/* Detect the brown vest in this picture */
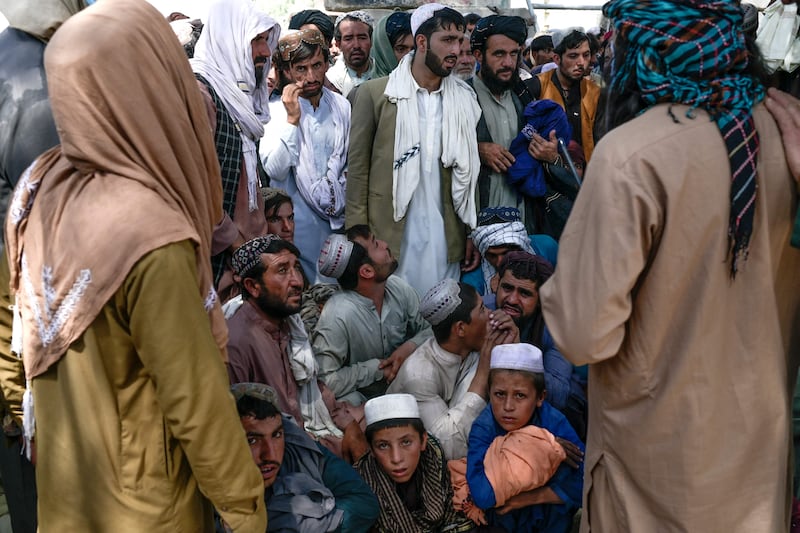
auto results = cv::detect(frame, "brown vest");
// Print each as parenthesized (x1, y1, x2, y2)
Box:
(537, 69, 600, 161)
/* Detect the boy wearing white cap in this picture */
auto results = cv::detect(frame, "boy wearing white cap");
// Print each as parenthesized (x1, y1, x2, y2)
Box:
(355, 394, 476, 533)
(466, 344, 584, 533)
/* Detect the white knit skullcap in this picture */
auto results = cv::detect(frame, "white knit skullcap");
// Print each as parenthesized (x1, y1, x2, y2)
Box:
(419, 278, 462, 326)
(411, 2, 446, 36)
(365, 394, 420, 427)
(318, 234, 353, 279)
(490, 343, 544, 373)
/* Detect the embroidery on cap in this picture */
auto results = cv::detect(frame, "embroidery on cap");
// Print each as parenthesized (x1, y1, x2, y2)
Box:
(21, 254, 92, 347)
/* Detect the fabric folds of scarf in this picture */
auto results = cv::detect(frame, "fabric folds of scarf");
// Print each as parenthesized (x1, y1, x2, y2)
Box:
(356, 436, 472, 533)
(483, 425, 566, 506)
(471, 221, 535, 293)
(372, 13, 409, 77)
(5, 0, 226, 381)
(295, 88, 350, 229)
(191, 0, 279, 212)
(285, 315, 343, 439)
(268, 416, 344, 533)
(385, 52, 481, 229)
(0, 0, 86, 42)
(605, 0, 765, 276)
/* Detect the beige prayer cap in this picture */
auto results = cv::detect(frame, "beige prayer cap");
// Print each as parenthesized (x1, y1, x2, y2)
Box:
(318, 234, 353, 279)
(231, 382, 280, 410)
(419, 278, 462, 326)
(490, 343, 544, 373)
(411, 2, 446, 36)
(277, 28, 327, 62)
(365, 394, 420, 428)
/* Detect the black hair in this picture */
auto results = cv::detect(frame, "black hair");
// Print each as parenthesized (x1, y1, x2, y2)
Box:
(496, 253, 554, 288)
(334, 15, 374, 41)
(236, 394, 281, 420)
(365, 418, 426, 443)
(464, 13, 481, 26)
(238, 239, 302, 299)
(275, 40, 330, 71)
(431, 283, 479, 344)
(554, 29, 589, 56)
(337, 241, 370, 290)
(414, 7, 465, 51)
(264, 191, 293, 218)
(488, 368, 546, 398)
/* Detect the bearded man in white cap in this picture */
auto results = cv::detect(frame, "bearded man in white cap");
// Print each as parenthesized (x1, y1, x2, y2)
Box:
(388, 278, 518, 460)
(313, 226, 432, 405)
(327, 11, 376, 97)
(346, 3, 482, 299)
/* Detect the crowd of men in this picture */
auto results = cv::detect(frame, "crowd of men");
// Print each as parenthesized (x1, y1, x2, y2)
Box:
(0, 0, 799, 532)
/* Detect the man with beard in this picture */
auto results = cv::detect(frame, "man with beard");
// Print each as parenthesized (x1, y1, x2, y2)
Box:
(527, 29, 601, 161)
(326, 11, 375, 97)
(453, 35, 477, 81)
(493, 252, 586, 440)
(469, 15, 561, 231)
(314, 227, 433, 405)
(226, 235, 372, 462)
(262, 29, 350, 284)
(540, 1, 800, 530)
(346, 4, 482, 300)
(191, 0, 278, 299)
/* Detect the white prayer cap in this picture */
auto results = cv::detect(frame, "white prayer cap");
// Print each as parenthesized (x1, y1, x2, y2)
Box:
(318, 234, 353, 279)
(170, 20, 195, 46)
(419, 278, 462, 326)
(365, 394, 420, 427)
(411, 2, 446, 36)
(334, 10, 374, 31)
(490, 343, 544, 373)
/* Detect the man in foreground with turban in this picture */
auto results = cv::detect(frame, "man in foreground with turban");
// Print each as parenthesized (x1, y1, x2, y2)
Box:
(541, 1, 800, 530)
(2, 0, 267, 530)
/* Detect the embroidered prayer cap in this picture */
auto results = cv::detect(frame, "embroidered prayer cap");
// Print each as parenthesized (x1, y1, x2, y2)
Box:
(419, 278, 462, 326)
(278, 28, 327, 62)
(490, 343, 544, 373)
(551, 27, 584, 51)
(231, 382, 280, 411)
(334, 10, 374, 32)
(230, 235, 281, 277)
(365, 393, 420, 428)
(289, 9, 335, 43)
(477, 206, 522, 227)
(261, 187, 290, 203)
(410, 2, 446, 36)
(470, 15, 527, 52)
(385, 11, 412, 44)
(318, 233, 353, 279)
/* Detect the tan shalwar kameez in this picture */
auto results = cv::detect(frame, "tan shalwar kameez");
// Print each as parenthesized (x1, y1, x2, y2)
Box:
(540, 104, 800, 533)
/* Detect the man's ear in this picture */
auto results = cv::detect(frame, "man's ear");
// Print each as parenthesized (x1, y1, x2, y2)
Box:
(552, 53, 562, 67)
(454, 320, 467, 339)
(420, 431, 428, 451)
(473, 49, 482, 63)
(359, 263, 375, 281)
(243, 277, 261, 299)
(415, 33, 427, 54)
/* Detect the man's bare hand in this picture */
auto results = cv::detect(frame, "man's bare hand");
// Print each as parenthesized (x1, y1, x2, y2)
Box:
(479, 142, 515, 173)
(528, 129, 559, 164)
(379, 342, 414, 383)
(341, 420, 369, 463)
(765, 87, 800, 184)
(461, 238, 480, 272)
(487, 309, 520, 344)
(556, 437, 584, 469)
(282, 82, 304, 126)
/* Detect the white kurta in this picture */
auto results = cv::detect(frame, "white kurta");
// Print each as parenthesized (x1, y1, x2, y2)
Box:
(395, 82, 460, 298)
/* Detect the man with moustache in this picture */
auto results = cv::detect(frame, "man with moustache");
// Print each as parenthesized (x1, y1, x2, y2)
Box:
(191, 0, 278, 296)
(346, 4, 482, 299)
(326, 11, 375, 97)
(314, 228, 433, 405)
(453, 35, 477, 81)
(469, 16, 561, 231)
(261, 29, 350, 283)
(233, 383, 379, 532)
(527, 29, 601, 161)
